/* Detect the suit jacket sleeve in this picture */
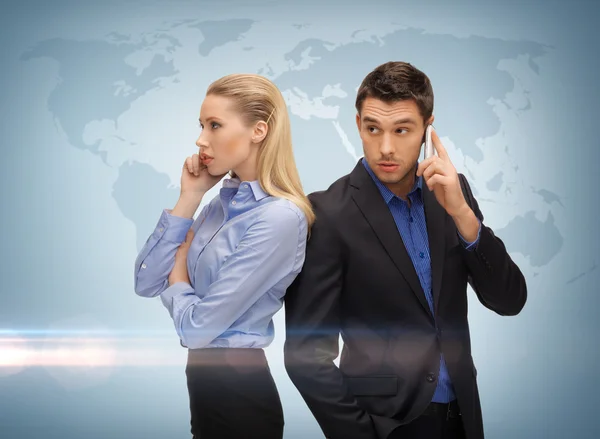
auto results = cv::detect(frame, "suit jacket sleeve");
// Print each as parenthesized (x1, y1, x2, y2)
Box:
(284, 199, 378, 439)
(458, 173, 528, 316)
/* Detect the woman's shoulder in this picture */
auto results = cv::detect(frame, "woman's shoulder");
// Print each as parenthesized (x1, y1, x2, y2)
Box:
(259, 197, 307, 230)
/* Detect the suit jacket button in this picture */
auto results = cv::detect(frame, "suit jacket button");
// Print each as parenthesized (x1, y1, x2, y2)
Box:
(426, 373, 436, 383)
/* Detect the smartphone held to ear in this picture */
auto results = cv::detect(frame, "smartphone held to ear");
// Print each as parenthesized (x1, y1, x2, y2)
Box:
(424, 124, 434, 160)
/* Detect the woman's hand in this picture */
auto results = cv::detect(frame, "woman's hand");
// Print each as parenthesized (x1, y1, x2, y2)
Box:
(181, 154, 225, 197)
(172, 154, 227, 219)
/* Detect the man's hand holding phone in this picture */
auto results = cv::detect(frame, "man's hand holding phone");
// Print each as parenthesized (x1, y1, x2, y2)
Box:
(416, 128, 479, 241)
(417, 126, 466, 215)
(424, 124, 435, 160)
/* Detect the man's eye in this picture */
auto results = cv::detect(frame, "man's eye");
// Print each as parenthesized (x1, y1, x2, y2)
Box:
(368, 126, 379, 133)
(211, 122, 220, 129)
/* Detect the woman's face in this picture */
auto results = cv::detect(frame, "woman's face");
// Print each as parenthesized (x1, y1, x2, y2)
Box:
(195, 94, 255, 178)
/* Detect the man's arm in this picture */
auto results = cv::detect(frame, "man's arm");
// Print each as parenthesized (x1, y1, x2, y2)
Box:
(458, 174, 528, 316)
(284, 200, 378, 439)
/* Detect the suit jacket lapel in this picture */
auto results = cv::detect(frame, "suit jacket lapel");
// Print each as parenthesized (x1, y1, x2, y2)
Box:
(349, 161, 434, 321)
(422, 183, 446, 318)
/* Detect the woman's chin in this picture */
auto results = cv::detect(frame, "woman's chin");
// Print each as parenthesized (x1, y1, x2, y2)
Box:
(206, 166, 228, 177)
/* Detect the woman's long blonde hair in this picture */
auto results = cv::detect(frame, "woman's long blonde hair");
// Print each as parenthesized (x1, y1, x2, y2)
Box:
(206, 74, 315, 229)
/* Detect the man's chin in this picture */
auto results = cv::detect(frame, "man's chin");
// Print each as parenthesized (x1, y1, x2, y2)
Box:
(375, 170, 404, 185)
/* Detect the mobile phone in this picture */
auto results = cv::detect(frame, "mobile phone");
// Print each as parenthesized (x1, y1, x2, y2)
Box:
(424, 124, 434, 160)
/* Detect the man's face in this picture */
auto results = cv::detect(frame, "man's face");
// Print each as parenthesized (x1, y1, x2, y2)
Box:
(356, 97, 433, 188)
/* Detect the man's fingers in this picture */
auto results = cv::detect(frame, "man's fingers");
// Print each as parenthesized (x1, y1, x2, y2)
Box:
(431, 129, 449, 160)
(424, 159, 449, 180)
(426, 174, 448, 191)
(416, 156, 436, 176)
(419, 157, 446, 180)
(422, 162, 437, 181)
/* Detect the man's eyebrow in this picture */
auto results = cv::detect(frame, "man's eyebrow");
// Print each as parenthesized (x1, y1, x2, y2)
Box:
(392, 118, 417, 125)
(362, 116, 417, 125)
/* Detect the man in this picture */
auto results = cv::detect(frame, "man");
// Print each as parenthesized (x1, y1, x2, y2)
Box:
(283, 61, 527, 439)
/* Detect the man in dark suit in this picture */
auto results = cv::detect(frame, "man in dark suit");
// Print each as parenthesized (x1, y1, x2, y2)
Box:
(283, 61, 527, 439)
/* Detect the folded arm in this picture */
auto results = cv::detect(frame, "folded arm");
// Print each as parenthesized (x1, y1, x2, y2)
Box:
(133, 200, 213, 297)
(160, 205, 306, 349)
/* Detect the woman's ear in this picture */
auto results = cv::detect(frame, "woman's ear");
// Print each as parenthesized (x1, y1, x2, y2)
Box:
(251, 120, 268, 144)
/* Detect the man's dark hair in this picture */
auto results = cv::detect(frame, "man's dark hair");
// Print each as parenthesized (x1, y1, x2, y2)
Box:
(355, 61, 434, 122)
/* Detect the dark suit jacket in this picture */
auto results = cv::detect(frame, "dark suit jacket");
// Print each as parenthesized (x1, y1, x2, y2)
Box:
(284, 160, 527, 439)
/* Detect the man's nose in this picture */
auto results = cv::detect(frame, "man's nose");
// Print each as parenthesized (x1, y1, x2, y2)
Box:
(379, 134, 394, 156)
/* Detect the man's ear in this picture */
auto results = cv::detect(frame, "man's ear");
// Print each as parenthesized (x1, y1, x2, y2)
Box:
(421, 115, 435, 143)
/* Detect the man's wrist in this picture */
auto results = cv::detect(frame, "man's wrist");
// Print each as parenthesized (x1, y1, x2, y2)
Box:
(451, 204, 479, 242)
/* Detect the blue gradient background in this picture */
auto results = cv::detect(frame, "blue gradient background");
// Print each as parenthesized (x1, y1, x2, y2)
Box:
(1, 0, 598, 438)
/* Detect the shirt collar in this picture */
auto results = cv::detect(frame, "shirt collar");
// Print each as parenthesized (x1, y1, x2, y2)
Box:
(361, 157, 422, 204)
(222, 177, 270, 201)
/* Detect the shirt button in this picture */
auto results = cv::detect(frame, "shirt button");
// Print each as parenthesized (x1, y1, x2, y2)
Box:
(158, 227, 163, 232)
(426, 373, 436, 383)
(231, 200, 237, 205)
(419, 252, 425, 258)
(141, 263, 147, 269)
(243, 184, 249, 189)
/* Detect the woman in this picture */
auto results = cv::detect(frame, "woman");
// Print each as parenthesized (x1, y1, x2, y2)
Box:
(134, 73, 314, 439)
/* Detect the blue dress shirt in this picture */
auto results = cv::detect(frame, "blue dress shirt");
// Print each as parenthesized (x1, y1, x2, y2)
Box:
(134, 177, 308, 350)
(362, 158, 481, 403)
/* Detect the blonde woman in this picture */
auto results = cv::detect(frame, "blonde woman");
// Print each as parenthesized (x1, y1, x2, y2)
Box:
(134, 74, 314, 439)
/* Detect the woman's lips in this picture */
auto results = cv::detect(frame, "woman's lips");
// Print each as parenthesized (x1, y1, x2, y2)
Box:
(200, 154, 213, 165)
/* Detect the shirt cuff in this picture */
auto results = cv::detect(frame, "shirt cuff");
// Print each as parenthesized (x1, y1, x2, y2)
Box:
(160, 281, 195, 318)
(156, 209, 194, 243)
(458, 219, 481, 251)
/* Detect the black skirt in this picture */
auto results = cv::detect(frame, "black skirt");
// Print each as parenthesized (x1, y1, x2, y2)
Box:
(185, 347, 284, 439)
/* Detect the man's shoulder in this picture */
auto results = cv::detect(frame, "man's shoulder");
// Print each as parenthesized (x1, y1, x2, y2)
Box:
(302, 173, 354, 239)
(307, 172, 353, 214)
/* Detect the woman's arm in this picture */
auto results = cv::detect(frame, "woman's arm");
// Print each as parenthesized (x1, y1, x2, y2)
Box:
(159, 204, 307, 349)
(133, 195, 213, 298)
